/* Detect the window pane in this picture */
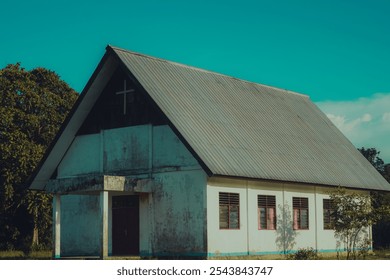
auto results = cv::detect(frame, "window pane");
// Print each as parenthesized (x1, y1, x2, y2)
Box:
(229, 205, 239, 229)
(268, 207, 276, 230)
(323, 199, 334, 230)
(219, 192, 240, 229)
(219, 205, 229, 229)
(324, 210, 330, 229)
(258, 195, 276, 230)
(293, 197, 309, 229)
(324, 210, 330, 223)
(300, 209, 308, 229)
(259, 207, 267, 229)
(293, 208, 299, 230)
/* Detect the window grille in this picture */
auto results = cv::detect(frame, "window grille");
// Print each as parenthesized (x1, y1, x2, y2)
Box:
(258, 195, 276, 230)
(323, 199, 334, 230)
(219, 192, 240, 229)
(293, 197, 309, 229)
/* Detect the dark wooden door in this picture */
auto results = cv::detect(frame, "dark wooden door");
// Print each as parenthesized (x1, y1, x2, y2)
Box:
(112, 195, 139, 255)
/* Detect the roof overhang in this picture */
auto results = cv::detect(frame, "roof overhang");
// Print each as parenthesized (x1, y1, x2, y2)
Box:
(28, 48, 119, 190)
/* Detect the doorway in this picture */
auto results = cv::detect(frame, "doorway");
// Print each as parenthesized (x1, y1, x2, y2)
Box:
(112, 195, 139, 255)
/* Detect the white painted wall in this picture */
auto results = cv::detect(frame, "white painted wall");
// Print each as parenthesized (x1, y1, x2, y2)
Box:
(315, 188, 341, 252)
(207, 177, 370, 257)
(247, 181, 284, 254)
(207, 179, 248, 256)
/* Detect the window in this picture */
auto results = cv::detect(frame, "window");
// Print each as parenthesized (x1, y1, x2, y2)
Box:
(219, 192, 240, 229)
(323, 199, 334, 230)
(293, 197, 309, 230)
(258, 195, 276, 230)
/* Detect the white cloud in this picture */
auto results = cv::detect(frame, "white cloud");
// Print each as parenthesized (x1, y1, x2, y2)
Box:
(383, 112, 390, 122)
(326, 114, 346, 128)
(316, 93, 390, 163)
(361, 113, 372, 122)
(326, 112, 373, 134)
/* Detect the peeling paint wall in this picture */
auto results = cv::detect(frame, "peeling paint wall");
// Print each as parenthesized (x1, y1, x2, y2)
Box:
(207, 177, 370, 256)
(60, 194, 100, 256)
(149, 125, 207, 256)
(58, 125, 201, 177)
(58, 126, 151, 177)
(103, 126, 150, 172)
(56, 124, 207, 257)
(151, 170, 207, 256)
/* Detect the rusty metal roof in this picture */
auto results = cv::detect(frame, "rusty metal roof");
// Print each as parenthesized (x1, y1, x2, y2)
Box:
(111, 46, 389, 191)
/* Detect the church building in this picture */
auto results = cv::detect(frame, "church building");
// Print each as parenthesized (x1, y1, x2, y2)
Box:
(28, 46, 390, 258)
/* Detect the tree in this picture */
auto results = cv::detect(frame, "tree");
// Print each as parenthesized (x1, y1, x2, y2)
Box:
(358, 147, 390, 248)
(385, 164, 390, 183)
(329, 187, 390, 259)
(358, 147, 385, 175)
(0, 63, 78, 251)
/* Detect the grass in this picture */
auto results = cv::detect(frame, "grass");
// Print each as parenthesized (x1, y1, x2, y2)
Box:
(1, 249, 390, 260)
(0, 250, 51, 260)
(364, 249, 390, 260)
(208, 249, 390, 260)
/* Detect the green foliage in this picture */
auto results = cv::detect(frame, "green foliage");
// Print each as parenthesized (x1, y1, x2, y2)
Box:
(358, 147, 385, 175)
(329, 187, 390, 259)
(286, 247, 320, 260)
(0, 63, 78, 251)
(358, 147, 390, 248)
(371, 189, 390, 248)
(385, 164, 390, 183)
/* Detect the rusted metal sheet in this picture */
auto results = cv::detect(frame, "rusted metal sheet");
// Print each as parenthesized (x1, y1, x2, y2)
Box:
(111, 46, 390, 191)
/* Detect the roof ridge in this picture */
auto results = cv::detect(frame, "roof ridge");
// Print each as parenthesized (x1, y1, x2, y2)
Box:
(108, 45, 309, 99)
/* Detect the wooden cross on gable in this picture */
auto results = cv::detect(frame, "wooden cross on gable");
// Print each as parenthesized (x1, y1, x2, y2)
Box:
(116, 80, 135, 115)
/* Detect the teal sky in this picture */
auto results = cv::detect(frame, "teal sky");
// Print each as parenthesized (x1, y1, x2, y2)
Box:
(1, 0, 390, 161)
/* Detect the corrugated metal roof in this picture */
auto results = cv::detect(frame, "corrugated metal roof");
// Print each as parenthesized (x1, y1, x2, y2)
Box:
(111, 46, 390, 191)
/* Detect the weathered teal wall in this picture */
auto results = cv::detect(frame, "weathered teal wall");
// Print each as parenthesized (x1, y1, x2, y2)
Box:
(59, 125, 203, 177)
(57, 124, 207, 257)
(149, 125, 207, 256)
(103, 126, 150, 172)
(151, 170, 207, 256)
(60, 194, 100, 256)
(152, 125, 199, 169)
(58, 134, 100, 177)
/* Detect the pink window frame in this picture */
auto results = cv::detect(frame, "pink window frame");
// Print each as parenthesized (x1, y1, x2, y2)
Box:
(258, 195, 276, 230)
(293, 197, 309, 230)
(219, 192, 240, 230)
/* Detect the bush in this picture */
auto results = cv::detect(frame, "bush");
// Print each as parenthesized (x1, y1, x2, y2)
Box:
(287, 248, 320, 260)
